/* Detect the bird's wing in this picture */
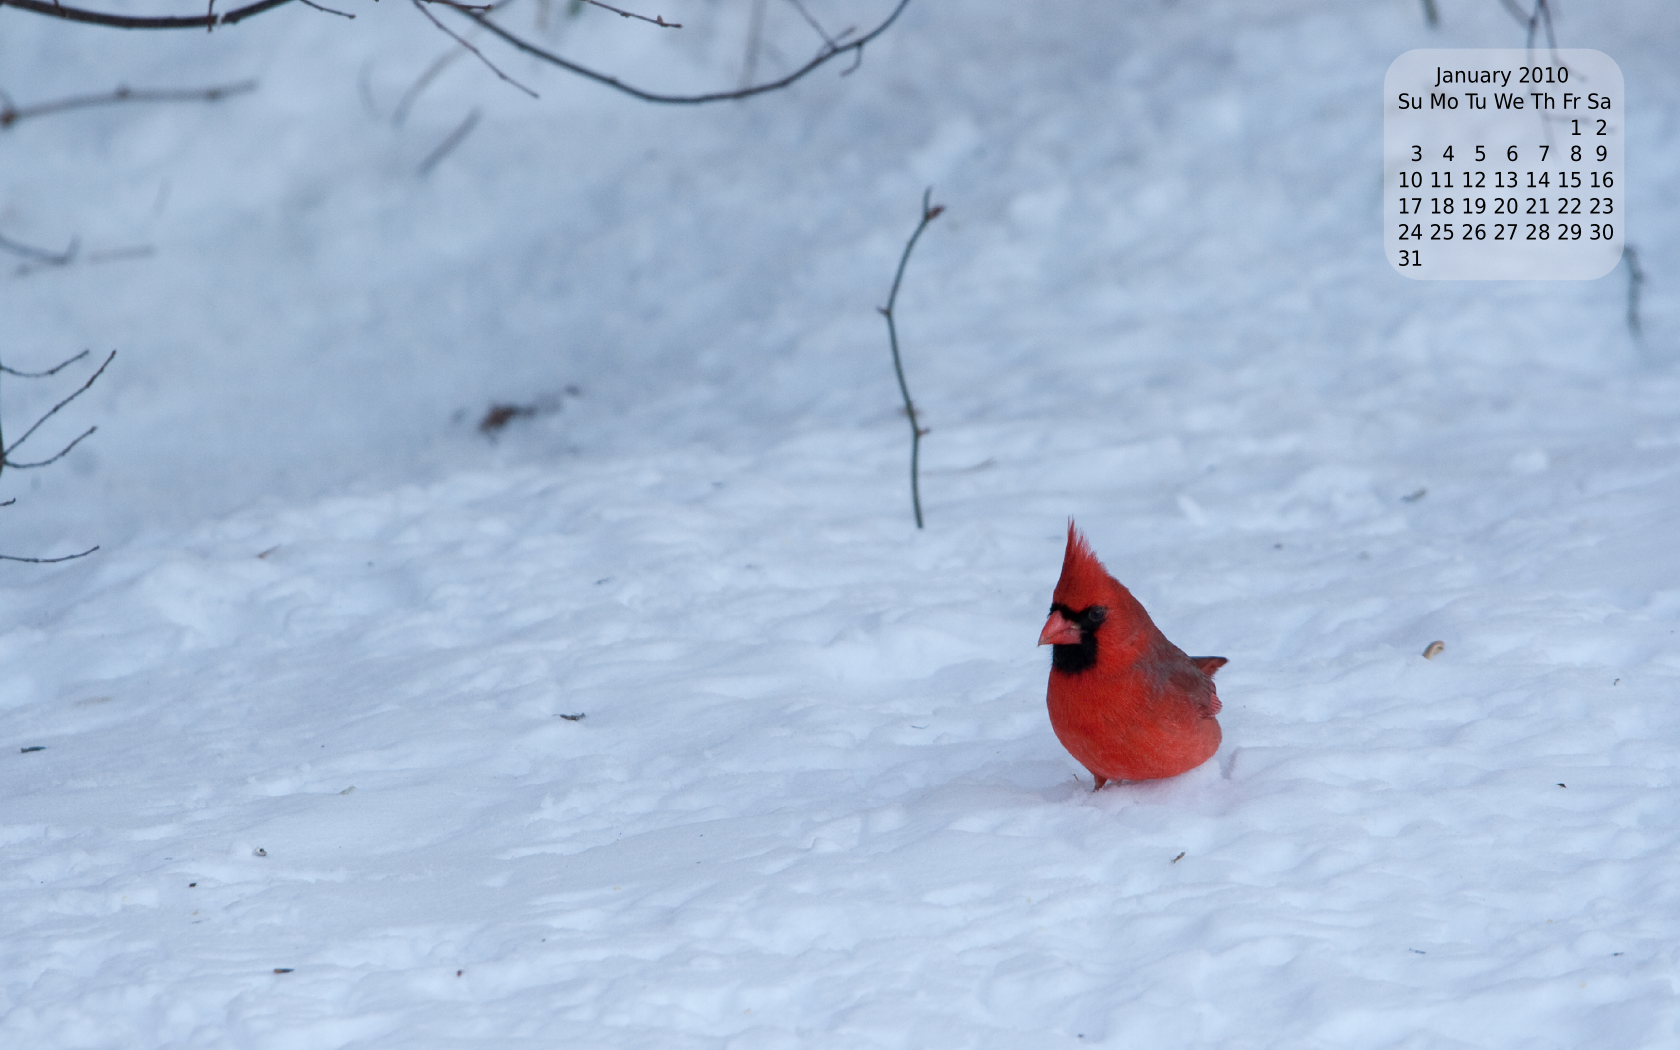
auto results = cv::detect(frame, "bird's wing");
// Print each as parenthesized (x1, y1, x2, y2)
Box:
(1165, 658, 1223, 718)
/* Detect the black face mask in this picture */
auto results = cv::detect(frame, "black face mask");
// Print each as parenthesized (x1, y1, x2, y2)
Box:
(1048, 603, 1107, 675)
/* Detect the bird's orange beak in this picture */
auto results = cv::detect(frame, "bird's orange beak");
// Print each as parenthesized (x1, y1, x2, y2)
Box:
(1038, 610, 1082, 646)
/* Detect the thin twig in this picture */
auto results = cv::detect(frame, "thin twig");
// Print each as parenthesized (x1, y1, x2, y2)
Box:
(0, 232, 77, 265)
(1534, 0, 1556, 50)
(413, 0, 539, 99)
(1624, 246, 1645, 338)
(418, 107, 482, 175)
(396, 0, 522, 123)
(0, 0, 294, 30)
(784, 0, 846, 50)
(468, 0, 912, 105)
(357, 62, 381, 118)
(298, 0, 354, 18)
(6, 426, 96, 469)
(1420, 0, 1438, 27)
(739, 0, 767, 91)
(2, 350, 116, 469)
(83, 246, 156, 265)
(0, 352, 110, 565)
(877, 187, 943, 529)
(10, 245, 153, 278)
(0, 545, 100, 564)
(395, 46, 469, 127)
(1, 80, 256, 131)
(1, 349, 89, 379)
(577, 0, 678, 28)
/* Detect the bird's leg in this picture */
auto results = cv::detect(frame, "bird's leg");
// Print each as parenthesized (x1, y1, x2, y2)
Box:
(1091, 776, 1108, 792)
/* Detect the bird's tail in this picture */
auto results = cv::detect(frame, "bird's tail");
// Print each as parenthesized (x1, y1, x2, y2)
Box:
(1191, 656, 1227, 677)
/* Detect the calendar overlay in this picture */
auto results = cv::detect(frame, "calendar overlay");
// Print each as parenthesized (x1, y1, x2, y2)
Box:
(1384, 49, 1623, 280)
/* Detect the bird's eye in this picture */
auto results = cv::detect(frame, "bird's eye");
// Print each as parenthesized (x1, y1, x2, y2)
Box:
(1086, 606, 1108, 625)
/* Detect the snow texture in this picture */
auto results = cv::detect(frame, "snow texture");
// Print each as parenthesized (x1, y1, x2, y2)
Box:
(3, 0, 1679, 1046)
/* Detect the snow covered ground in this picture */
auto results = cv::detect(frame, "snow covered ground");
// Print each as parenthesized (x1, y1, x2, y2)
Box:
(4, 0, 1680, 1045)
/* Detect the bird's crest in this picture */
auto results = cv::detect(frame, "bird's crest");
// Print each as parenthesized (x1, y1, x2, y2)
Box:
(1052, 521, 1115, 609)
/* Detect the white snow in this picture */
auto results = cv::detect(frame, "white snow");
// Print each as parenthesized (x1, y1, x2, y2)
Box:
(4, 0, 1680, 1046)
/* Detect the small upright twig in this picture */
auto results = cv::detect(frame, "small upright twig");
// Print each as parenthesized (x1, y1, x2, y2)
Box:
(1420, 0, 1438, 27)
(877, 187, 943, 529)
(1624, 246, 1645, 338)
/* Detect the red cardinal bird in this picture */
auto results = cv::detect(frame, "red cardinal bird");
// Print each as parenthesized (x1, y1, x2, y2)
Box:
(1039, 523, 1226, 788)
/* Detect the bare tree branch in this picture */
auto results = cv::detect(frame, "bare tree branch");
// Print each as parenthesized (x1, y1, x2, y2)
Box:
(0, 351, 112, 564)
(3, 0, 910, 107)
(0, 0, 295, 31)
(392, 0, 522, 125)
(413, 0, 539, 99)
(1, 81, 257, 131)
(467, 0, 912, 105)
(2, 350, 116, 472)
(5, 426, 97, 469)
